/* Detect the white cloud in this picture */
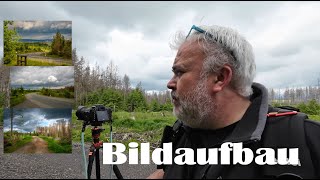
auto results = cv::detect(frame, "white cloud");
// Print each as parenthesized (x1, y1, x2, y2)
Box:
(32, 80, 42, 84)
(249, 2, 320, 51)
(13, 21, 46, 30)
(14, 78, 25, 84)
(1, 1, 320, 90)
(50, 21, 72, 29)
(48, 75, 58, 82)
(89, 29, 174, 90)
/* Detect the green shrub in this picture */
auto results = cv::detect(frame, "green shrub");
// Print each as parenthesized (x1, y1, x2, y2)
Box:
(297, 99, 320, 115)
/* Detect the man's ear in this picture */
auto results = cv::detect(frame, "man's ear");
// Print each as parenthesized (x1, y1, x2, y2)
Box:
(211, 65, 233, 93)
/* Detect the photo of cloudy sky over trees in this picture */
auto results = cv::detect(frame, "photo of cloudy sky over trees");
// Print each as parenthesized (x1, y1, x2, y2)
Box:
(3, 108, 72, 154)
(3, 108, 71, 133)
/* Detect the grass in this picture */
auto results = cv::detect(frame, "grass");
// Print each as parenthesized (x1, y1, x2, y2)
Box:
(4, 134, 33, 153)
(24, 58, 71, 66)
(4, 58, 71, 66)
(10, 94, 26, 107)
(5, 59, 21, 66)
(71, 109, 320, 152)
(112, 111, 176, 132)
(40, 136, 72, 153)
(72, 111, 176, 149)
(309, 115, 320, 122)
(10, 90, 38, 107)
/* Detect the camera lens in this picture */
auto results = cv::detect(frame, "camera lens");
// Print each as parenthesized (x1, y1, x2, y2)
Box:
(76, 106, 90, 121)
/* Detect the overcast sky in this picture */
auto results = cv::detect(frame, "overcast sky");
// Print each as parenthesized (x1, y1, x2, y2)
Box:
(3, 108, 71, 133)
(1, 1, 320, 91)
(9, 20, 72, 40)
(10, 66, 74, 90)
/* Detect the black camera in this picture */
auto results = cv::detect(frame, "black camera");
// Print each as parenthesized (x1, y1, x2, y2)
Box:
(76, 104, 112, 126)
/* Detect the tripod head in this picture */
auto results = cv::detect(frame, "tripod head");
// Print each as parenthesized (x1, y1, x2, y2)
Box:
(91, 127, 104, 149)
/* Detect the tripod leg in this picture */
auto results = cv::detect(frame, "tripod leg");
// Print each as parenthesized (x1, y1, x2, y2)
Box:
(95, 149, 101, 179)
(87, 149, 95, 179)
(113, 165, 123, 179)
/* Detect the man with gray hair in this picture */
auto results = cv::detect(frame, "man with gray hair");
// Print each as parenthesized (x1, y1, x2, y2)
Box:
(147, 25, 320, 179)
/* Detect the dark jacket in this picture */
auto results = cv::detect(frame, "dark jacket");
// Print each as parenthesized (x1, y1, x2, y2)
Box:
(160, 83, 320, 179)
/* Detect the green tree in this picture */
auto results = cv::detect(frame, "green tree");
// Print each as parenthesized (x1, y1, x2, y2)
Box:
(63, 90, 71, 98)
(19, 86, 24, 94)
(149, 99, 160, 112)
(61, 36, 65, 56)
(307, 99, 320, 115)
(11, 89, 18, 97)
(297, 99, 320, 115)
(40, 87, 46, 95)
(100, 88, 123, 111)
(162, 99, 173, 111)
(127, 88, 147, 112)
(87, 88, 124, 111)
(51, 31, 71, 59)
(51, 31, 63, 55)
(62, 39, 72, 59)
(0, 92, 5, 106)
(3, 21, 21, 64)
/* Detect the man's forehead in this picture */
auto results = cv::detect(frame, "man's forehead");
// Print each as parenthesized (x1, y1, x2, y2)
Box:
(174, 40, 204, 64)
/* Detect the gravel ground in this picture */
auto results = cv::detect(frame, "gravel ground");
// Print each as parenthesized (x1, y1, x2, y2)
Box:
(0, 128, 157, 179)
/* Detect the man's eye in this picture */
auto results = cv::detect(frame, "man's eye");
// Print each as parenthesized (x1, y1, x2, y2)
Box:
(172, 69, 183, 76)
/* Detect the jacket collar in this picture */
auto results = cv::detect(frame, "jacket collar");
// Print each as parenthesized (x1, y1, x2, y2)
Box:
(222, 82, 269, 143)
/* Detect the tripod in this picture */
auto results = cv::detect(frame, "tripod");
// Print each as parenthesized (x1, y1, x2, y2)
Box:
(87, 127, 103, 179)
(86, 126, 123, 179)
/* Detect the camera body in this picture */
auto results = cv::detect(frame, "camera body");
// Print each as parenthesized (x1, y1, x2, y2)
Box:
(76, 104, 112, 126)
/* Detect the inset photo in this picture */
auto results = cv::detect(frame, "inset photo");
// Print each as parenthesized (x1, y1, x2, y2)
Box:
(10, 66, 74, 108)
(3, 108, 72, 154)
(3, 20, 72, 66)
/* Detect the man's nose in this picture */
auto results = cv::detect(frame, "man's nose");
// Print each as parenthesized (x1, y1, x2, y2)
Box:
(167, 77, 176, 90)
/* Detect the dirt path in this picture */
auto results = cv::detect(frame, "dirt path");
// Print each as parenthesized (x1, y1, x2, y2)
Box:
(0, 128, 156, 179)
(14, 136, 50, 154)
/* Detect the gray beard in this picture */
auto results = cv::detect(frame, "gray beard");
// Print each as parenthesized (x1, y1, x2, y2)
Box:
(173, 79, 217, 128)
